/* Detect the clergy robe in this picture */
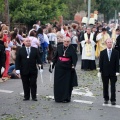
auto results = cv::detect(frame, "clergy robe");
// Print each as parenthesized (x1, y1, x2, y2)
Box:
(81, 33, 96, 70)
(96, 32, 110, 57)
(52, 44, 78, 102)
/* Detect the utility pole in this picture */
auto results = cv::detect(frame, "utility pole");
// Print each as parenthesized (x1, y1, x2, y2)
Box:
(115, 10, 117, 23)
(4, 0, 10, 27)
(87, 0, 91, 25)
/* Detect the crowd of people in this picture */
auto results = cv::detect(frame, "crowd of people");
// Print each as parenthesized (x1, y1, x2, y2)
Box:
(0, 20, 120, 104)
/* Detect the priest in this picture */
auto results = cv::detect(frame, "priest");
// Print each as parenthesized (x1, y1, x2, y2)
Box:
(81, 26, 96, 70)
(96, 28, 110, 57)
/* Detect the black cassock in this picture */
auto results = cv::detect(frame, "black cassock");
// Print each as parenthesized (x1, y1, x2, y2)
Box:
(52, 44, 78, 102)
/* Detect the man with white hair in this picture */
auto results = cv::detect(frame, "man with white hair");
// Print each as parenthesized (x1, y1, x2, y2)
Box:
(15, 38, 43, 101)
(99, 38, 119, 105)
(49, 37, 78, 103)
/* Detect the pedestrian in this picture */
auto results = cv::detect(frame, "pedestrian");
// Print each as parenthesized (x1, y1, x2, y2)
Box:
(114, 29, 120, 58)
(2, 31, 13, 80)
(0, 44, 5, 82)
(81, 26, 96, 70)
(98, 38, 119, 105)
(71, 31, 78, 52)
(96, 28, 110, 57)
(49, 37, 78, 103)
(15, 38, 43, 101)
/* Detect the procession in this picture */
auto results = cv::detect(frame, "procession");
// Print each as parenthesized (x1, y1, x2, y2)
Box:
(0, 0, 120, 120)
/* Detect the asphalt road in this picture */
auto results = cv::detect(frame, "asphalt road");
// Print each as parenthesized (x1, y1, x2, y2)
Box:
(0, 55, 120, 120)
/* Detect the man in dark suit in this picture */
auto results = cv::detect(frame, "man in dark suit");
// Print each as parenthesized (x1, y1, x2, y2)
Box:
(114, 29, 120, 58)
(15, 38, 42, 101)
(99, 38, 119, 105)
(0, 44, 5, 82)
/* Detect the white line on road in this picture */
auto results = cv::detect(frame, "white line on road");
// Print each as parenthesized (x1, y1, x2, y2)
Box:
(72, 87, 95, 97)
(46, 95, 54, 99)
(103, 104, 120, 108)
(0, 89, 14, 93)
(46, 96, 93, 104)
(73, 100, 93, 104)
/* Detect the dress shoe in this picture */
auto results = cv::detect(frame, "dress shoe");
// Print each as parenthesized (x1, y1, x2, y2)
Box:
(111, 101, 116, 105)
(104, 101, 108, 104)
(23, 98, 29, 101)
(32, 98, 38, 101)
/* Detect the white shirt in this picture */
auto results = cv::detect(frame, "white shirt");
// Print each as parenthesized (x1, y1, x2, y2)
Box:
(44, 33, 49, 44)
(71, 36, 78, 44)
(28, 36, 39, 48)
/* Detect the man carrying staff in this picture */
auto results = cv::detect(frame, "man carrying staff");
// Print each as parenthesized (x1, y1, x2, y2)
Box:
(99, 38, 119, 105)
(15, 38, 43, 101)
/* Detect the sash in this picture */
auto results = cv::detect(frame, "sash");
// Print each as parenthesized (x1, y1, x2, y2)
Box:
(59, 57, 70, 62)
(84, 33, 93, 41)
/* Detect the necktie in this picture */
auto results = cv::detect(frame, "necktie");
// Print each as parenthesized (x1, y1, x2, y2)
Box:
(108, 50, 111, 61)
(27, 47, 30, 56)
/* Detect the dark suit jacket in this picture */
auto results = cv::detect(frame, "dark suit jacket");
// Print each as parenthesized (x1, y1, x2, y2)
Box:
(0, 44, 5, 67)
(99, 49, 119, 76)
(115, 35, 120, 58)
(15, 47, 42, 75)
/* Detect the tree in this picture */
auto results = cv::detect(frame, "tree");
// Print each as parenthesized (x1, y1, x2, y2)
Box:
(96, 0, 120, 22)
(62, 0, 98, 20)
(9, 0, 67, 25)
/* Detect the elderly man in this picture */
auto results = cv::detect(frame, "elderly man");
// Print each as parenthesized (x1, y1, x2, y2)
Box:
(49, 37, 78, 103)
(15, 38, 43, 101)
(99, 38, 119, 105)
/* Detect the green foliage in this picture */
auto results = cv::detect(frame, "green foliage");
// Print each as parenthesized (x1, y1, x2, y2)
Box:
(0, 0, 4, 13)
(9, 0, 67, 25)
(96, 0, 120, 22)
(62, 0, 98, 20)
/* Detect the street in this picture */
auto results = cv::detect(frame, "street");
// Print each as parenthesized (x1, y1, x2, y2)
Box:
(0, 55, 120, 120)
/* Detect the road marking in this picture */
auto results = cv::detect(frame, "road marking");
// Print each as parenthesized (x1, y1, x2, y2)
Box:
(20, 92, 38, 96)
(46, 95, 54, 99)
(0, 89, 14, 93)
(72, 87, 95, 97)
(73, 100, 93, 104)
(103, 104, 120, 108)
(46, 96, 93, 104)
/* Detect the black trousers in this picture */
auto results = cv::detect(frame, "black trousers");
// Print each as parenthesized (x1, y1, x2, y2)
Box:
(102, 75, 117, 102)
(21, 72, 37, 99)
(0, 65, 2, 78)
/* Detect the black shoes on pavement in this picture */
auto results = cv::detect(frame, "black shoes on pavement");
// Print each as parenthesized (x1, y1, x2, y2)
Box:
(111, 101, 116, 105)
(104, 100, 116, 105)
(23, 98, 37, 101)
